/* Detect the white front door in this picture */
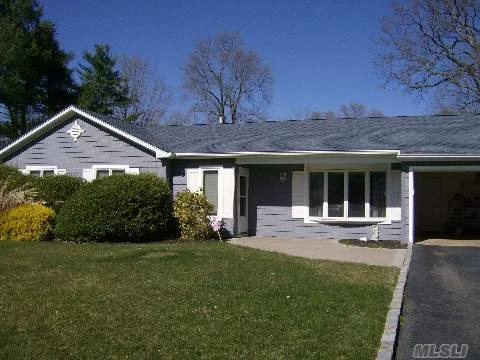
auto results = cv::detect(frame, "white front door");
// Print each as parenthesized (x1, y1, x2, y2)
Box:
(237, 167, 249, 235)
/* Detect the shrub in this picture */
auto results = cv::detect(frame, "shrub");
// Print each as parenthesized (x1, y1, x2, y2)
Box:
(0, 165, 28, 188)
(35, 175, 84, 212)
(55, 174, 172, 243)
(0, 165, 83, 212)
(173, 189, 214, 241)
(0, 204, 55, 241)
(0, 181, 37, 212)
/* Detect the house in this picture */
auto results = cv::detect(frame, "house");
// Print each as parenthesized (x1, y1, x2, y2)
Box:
(2, 105, 480, 244)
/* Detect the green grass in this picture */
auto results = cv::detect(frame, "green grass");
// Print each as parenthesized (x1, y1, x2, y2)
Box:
(0, 241, 398, 359)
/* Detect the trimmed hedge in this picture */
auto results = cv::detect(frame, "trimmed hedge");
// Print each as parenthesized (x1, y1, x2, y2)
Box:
(0, 165, 84, 212)
(55, 174, 172, 243)
(35, 175, 84, 212)
(0, 204, 55, 241)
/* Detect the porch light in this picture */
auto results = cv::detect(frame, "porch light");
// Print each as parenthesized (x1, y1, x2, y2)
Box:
(280, 171, 287, 183)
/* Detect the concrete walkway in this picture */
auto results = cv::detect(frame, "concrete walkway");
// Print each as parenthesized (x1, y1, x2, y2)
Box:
(230, 237, 406, 268)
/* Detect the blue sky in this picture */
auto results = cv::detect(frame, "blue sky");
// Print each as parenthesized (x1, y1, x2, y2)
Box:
(42, 0, 430, 119)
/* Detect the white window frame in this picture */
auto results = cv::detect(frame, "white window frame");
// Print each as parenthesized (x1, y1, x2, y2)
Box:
(92, 165, 130, 179)
(198, 167, 224, 217)
(305, 168, 391, 224)
(23, 165, 62, 177)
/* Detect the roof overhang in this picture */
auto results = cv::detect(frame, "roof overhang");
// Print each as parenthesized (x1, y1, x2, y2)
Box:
(0, 106, 171, 160)
(173, 150, 402, 158)
(397, 153, 480, 161)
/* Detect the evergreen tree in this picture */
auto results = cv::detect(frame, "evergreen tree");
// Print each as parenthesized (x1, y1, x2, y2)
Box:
(0, 0, 76, 136)
(78, 44, 130, 115)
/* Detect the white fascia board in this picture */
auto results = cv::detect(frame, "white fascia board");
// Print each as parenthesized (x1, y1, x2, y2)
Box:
(72, 107, 171, 158)
(174, 150, 401, 158)
(0, 106, 171, 160)
(398, 153, 480, 160)
(0, 106, 75, 159)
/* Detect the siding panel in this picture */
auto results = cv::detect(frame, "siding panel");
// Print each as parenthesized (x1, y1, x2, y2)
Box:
(5, 116, 166, 178)
(248, 165, 403, 240)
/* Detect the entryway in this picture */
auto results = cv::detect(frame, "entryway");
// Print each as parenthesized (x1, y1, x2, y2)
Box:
(413, 171, 480, 242)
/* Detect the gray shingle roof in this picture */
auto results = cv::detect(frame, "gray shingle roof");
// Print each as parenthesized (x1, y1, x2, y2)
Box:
(89, 109, 480, 155)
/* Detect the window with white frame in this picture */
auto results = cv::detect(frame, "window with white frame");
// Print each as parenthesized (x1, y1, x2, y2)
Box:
(84, 165, 139, 181)
(308, 170, 387, 220)
(203, 170, 219, 215)
(22, 166, 63, 177)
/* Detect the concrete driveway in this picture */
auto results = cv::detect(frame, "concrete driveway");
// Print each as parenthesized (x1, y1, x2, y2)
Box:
(395, 244, 480, 359)
(230, 237, 406, 268)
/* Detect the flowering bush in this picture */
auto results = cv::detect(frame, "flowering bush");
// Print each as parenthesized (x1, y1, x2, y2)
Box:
(173, 189, 213, 241)
(0, 204, 55, 241)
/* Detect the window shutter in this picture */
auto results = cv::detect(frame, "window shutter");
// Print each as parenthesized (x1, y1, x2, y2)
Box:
(222, 168, 235, 219)
(82, 169, 95, 182)
(55, 169, 67, 175)
(292, 171, 306, 218)
(126, 167, 140, 175)
(391, 170, 402, 220)
(186, 169, 201, 192)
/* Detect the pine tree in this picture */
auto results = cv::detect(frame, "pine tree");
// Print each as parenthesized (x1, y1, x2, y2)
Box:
(78, 44, 130, 115)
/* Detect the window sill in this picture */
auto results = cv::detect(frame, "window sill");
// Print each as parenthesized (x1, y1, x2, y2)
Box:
(305, 217, 390, 225)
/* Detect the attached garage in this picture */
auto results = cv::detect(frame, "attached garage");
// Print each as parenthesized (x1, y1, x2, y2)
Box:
(414, 169, 480, 240)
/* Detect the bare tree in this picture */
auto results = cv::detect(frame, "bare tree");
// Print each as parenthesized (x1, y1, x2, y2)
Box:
(183, 32, 273, 124)
(298, 102, 383, 120)
(115, 56, 172, 125)
(377, 0, 480, 112)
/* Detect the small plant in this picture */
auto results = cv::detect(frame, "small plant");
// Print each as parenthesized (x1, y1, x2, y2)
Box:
(0, 181, 37, 212)
(210, 217, 223, 241)
(0, 204, 55, 241)
(173, 189, 214, 241)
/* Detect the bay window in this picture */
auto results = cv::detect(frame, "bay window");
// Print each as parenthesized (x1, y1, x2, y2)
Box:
(370, 171, 387, 218)
(308, 170, 387, 220)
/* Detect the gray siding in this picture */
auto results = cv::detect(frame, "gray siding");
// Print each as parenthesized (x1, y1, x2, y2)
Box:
(170, 159, 236, 235)
(5, 116, 166, 177)
(248, 165, 403, 240)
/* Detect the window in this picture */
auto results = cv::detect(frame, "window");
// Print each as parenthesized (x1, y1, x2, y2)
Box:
(309, 172, 324, 217)
(370, 172, 386, 218)
(328, 172, 344, 217)
(23, 166, 61, 177)
(203, 170, 219, 214)
(308, 170, 387, 220)
(95, 168, 126, 178)
(348, 172, 365, 217)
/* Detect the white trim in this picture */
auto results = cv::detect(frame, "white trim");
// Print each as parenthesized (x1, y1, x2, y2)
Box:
(23, 165, 62, 177)
(176, 150, 401, 158)
(409, 165, 480, 172)
(408, 170, 414, 244)
(398, 153, 480, 160)
(0, 105, 170, 160)
(197, 166, 224, 218)
(304, 167, 390, 224)
(73, 107, 171, 158)
(90, 164, 132, 179)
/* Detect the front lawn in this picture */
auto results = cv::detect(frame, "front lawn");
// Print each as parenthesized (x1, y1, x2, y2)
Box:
(0, 241, 397, 359)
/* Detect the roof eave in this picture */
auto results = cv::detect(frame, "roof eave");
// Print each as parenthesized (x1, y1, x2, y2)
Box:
(0, 106, 171, 160)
